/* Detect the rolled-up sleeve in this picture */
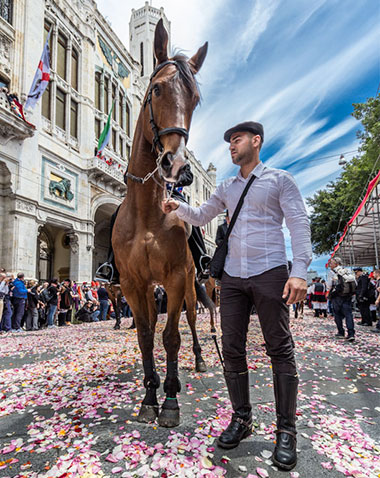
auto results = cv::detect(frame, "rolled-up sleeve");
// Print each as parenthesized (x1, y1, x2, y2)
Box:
(280, 172, 312, 280)
(176, 182, 226, 226)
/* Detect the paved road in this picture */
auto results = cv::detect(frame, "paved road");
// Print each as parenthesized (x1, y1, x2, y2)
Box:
(0, 309, 379, 478)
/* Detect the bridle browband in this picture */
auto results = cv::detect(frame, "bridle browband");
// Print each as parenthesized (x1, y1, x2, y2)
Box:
(125, 60, 191, 185)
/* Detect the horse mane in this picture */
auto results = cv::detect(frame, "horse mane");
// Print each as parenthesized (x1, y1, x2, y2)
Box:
(171, 52, 201, 103)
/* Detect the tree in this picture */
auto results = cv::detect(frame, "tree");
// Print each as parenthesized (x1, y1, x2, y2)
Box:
(307, 93, 380, 255)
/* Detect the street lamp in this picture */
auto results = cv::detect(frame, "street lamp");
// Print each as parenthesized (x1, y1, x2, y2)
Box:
(339, 154, 347, 166)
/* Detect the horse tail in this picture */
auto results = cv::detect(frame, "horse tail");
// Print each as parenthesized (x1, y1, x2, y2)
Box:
(195, 280, 216, 310)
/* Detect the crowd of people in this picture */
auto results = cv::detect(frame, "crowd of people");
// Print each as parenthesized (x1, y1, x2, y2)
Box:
(0, 269, 133, 333)
(305, 259, 380, 341)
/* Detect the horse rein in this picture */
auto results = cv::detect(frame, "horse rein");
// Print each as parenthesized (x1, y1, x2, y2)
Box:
(125, 60, 190, 186)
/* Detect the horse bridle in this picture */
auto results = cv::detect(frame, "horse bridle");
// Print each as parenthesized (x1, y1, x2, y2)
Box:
(125, 60, 190, 185)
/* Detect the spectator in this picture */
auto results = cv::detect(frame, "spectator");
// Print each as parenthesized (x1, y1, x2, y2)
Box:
(373, 269, 380, 333)
(46, 278, 59, 328)
(0, 273, 12, 333)
(215, 211, 230, 247)
(58, 279, 73, 326)
(327, 257, 356, 341)
(26, 280, 39, 331)
(310, 277, 327, 318)
(354, 268, 372, 326)
(11, 272, 28, 332)
(97, 283, 109, 321)
(0, 272, 7, 323)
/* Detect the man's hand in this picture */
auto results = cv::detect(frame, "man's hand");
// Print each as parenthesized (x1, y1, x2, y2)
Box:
(161, 199, 180, 214)
(282, 277, 307, 305)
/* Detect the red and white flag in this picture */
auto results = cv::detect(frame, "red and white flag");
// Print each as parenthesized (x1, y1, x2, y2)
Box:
(25, 30, 51, 110)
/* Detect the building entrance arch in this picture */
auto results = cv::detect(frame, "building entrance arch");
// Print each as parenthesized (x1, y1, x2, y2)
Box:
(93, 202, 119, 277)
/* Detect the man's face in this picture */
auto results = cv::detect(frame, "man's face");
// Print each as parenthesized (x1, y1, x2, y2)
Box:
(229, 132, 260, 166)
(330, 260, 337, 269)
(355, 270, 363, 278)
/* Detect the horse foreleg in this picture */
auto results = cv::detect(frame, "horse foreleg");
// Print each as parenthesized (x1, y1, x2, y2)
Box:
(185, 281, 207, 373)
(124, 285, 160, 423)
(158, 280, 184, 428)
(113, 297, 121, 330)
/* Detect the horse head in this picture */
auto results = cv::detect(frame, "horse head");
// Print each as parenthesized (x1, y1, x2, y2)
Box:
(142, 19, 208, 183)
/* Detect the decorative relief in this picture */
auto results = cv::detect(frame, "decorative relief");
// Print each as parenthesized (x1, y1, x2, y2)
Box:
(67, 232, 79, 254)
(0, 32, 12, 77)
(49, 178, 74, 201)
(15, 198, 36, 214)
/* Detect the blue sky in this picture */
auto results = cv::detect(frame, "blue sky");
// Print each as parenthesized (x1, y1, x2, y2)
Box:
(97, 0, 380, 278)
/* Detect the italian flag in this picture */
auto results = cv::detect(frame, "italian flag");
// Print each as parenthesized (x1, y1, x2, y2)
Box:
(97, 103, 114, 157)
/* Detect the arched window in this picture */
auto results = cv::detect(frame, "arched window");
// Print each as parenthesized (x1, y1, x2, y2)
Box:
(57, 33, 67, 80)
(0, 0, 13, 25)
(140, 42, 144, 76)
(94, 72, 101, 110)
(125, 102, 130, 137)
(71, 48, 78, 90)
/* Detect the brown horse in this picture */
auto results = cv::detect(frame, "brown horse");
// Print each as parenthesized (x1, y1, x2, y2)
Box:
(113, 20, 208, 428)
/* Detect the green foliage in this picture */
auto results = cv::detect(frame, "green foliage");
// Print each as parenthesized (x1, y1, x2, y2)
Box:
(307, 94, 380, 255)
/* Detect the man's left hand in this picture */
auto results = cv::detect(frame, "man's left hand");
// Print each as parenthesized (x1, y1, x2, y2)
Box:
(282, 277, 307, 305)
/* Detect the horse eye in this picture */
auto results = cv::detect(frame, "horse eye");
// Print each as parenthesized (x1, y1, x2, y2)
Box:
(153, 84, 160, 96)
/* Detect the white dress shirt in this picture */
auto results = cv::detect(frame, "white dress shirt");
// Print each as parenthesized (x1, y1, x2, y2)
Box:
(176, 161, 312, 280)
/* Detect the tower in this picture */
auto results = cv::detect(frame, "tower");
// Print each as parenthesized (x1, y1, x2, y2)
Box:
(129, 2, 171, 85)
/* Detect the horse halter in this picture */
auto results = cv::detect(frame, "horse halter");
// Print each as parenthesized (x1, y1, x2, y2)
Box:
(125, 60, 191, 185)
(144, 60, 189, 153)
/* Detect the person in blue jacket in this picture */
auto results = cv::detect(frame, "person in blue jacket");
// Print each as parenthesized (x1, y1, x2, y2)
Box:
(11, 272, 28, 332)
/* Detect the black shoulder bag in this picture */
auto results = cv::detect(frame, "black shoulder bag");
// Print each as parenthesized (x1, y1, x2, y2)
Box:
(210, 174, 257, 280)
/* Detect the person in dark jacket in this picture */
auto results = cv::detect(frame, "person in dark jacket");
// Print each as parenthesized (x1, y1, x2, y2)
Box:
(96, 163, 211, 283)
(97, 283, 109, 321)
(11, 273, 28, 332)
(215, 211, 230, 247)
(26, 281, 39, 330)
(58, 279, 73, 326)
(46, 279, 59, 328)
(354, 268, 372, 326)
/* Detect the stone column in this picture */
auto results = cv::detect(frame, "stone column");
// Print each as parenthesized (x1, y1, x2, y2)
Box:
(68, 229, 94, 282)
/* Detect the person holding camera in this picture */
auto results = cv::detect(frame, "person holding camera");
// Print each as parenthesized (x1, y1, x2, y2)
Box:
(162, 121, 311, 470)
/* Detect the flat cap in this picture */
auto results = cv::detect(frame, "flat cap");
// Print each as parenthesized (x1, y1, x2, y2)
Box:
(224, 121, 264, 143)
(353, 267, 363, 272)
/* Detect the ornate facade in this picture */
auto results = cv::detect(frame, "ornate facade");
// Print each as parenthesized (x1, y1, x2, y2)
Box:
(0, 0, 217, 281)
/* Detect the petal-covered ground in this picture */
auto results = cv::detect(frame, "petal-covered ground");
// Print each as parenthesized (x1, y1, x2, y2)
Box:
(0, 309, 379, 478)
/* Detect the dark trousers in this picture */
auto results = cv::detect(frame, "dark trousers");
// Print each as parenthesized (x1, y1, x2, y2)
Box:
(358, 302, 372, 325)
(331, 296, 355, 337)
(1, 296, 12, 331)
(220, 266, 296, 375)
(12, 298, 26, 330)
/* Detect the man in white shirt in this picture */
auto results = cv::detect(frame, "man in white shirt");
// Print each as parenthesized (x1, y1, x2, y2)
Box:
(162, 121, 312, 470)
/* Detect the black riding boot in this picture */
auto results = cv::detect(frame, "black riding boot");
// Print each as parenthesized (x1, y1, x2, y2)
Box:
(272, 372, 299, 470)
(217, 371, 252, 449)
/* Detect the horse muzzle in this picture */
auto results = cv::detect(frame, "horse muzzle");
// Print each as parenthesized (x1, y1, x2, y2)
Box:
(160, 151, 187, 184)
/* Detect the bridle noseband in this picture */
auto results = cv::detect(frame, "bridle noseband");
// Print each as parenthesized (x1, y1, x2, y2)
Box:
(125, 60, 191, 185)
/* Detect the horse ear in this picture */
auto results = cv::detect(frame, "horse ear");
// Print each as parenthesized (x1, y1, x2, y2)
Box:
(189, 42, 208, 74)
(154, 19, 169, 65)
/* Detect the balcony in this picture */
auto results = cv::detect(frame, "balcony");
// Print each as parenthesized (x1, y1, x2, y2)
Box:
(88, 154, 127, 193)
(0, 90, 35, 144)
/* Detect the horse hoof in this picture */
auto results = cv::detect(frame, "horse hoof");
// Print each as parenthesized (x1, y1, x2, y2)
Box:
(210, 327, 216, 334)
(137, 404, 159, 423)
(158, 408, 180, 428)
(114, 324, 121, 330)
(196, 360, 207, 373)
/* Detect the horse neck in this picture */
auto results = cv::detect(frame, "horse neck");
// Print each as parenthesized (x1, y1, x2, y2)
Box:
(127, 115, 164, 214)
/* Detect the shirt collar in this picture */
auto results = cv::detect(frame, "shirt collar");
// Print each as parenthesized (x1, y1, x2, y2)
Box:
(235, 161, 265, 182)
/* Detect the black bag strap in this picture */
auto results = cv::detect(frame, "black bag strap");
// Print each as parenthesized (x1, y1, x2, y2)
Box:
(223, 173, 257, 244)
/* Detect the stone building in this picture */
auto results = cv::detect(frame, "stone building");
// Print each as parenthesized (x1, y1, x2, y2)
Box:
(0, 0, 217, 281)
